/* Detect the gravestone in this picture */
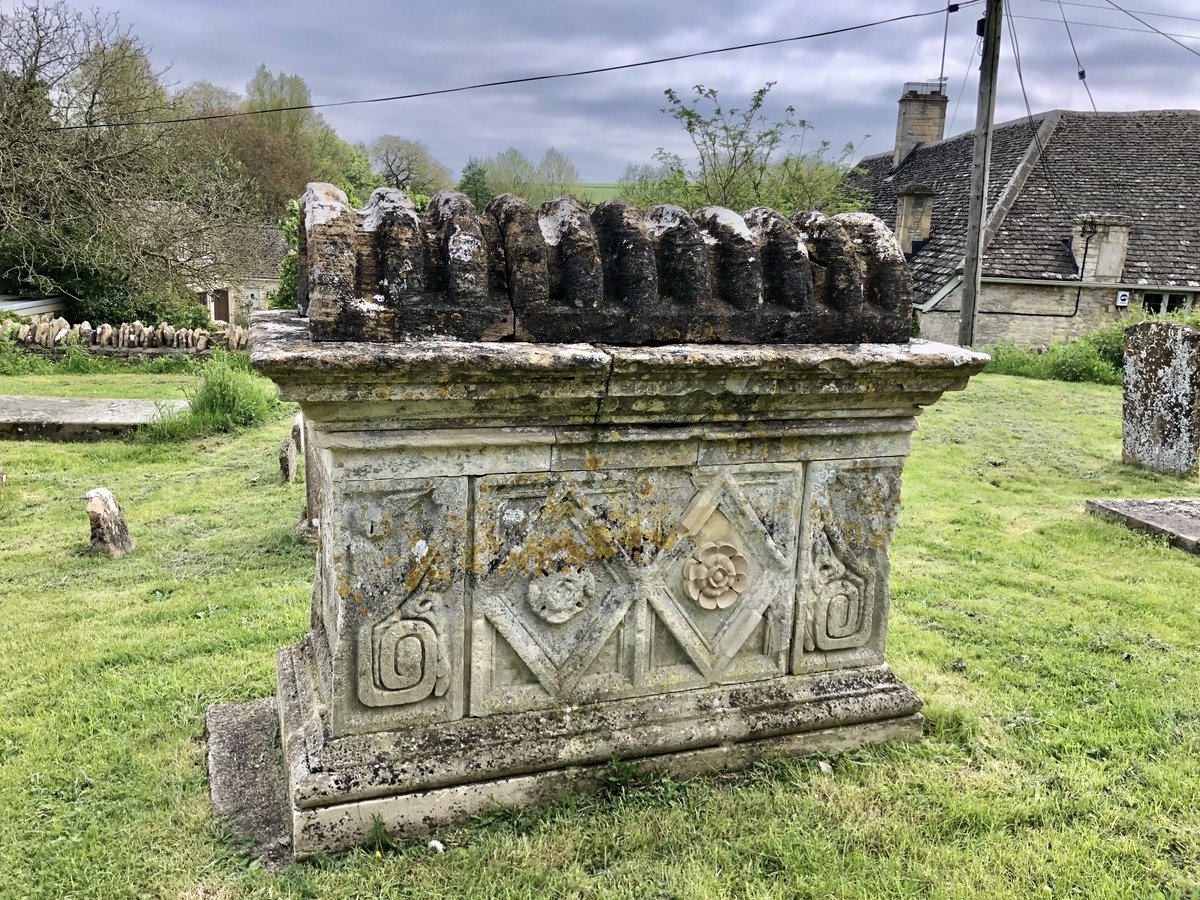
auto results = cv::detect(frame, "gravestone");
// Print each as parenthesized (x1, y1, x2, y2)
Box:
(210, 184, 989, 860)
(1123, 321, 1200, 475)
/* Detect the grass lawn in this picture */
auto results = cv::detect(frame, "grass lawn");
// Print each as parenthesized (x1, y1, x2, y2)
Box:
(1, 374, 1198, 898)
(572, 183, 622, 203)
(0, 373, 194, 400)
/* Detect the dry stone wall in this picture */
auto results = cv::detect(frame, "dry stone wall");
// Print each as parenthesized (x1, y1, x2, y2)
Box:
(2, 314, 250, 355)
(297, 183, 914, 345)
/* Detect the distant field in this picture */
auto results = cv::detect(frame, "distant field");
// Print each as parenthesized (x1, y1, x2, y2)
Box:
(571, 183, 622, 203)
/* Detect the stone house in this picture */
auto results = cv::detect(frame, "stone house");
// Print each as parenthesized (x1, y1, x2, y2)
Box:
(194, 226, 288, 325)
(850, 82, 1200, 346)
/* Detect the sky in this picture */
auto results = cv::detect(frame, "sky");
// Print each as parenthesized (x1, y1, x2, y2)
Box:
(31, 0, 1200, 181)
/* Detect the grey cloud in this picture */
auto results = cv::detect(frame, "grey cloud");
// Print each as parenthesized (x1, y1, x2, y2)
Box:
(84, 0, 1200, 181)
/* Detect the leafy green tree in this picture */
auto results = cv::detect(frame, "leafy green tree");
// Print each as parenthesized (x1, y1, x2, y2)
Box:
(482, 146, 536, 200)
(243, 64, 312, 142)
(457, 157, 491, 209)
(479, 146, 583, 206)
(535, 147, 580, 201)
(622, 82, 866, 215)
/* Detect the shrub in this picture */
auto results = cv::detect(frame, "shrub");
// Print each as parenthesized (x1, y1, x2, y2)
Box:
(0, 338, 52, 375)
(58, 342, 117, 375)
(1041, 339, 1121, 385)
(137, 349, 277, 442)
(1075, 320, 1126, 372)
(980, 340, 1043, 379)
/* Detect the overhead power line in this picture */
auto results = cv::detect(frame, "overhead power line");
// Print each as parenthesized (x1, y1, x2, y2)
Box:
(947, 35, 982, 135)
(1057, 0, 1099, 113)
(1103, 0, 1200, 56)
(1004, 10, 1074, 214)
(1011, 13, 1200, 41)
(47, 2, 979, 132)
(1029, 0, 1200, 25)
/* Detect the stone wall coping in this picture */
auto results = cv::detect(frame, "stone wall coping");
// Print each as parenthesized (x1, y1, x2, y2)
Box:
(251, 310, 989, 384)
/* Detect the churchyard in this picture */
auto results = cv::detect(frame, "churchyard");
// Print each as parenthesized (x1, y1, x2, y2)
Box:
(1, 366, 1197, 897)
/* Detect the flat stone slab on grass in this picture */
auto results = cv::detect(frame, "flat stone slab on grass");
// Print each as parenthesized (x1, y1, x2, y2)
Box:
(0, 395, 187, 440)
(1086, 498, 1200, 554)
(205, 699, 292, 870)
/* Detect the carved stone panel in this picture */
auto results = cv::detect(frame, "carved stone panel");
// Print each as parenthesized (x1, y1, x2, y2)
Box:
(324, 477, 466, 736)
(792, 458, 902, 674)
(470, 465, 802, 715)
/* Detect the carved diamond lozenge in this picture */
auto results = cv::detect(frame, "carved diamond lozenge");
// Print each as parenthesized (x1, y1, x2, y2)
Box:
(684, 542, 750, 610)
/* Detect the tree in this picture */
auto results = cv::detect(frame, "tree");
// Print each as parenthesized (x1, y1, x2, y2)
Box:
(369, 135, 451, 195)
(0, 1, 258, 323)
(480, 146, 582, 206)
(175, 79, 241, 114)
(458, 157, 491, 209)
(622, 82, 866, 215)
(535, 147, 579, 201)
(482, 146, 536, 200)
(243, 64, 312, 142)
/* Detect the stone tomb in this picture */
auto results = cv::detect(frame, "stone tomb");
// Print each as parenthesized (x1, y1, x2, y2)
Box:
(212, 184, 988, 859)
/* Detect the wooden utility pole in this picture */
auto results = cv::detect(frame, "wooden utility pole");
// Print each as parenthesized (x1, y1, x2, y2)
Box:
(958, 0, 1004, 347)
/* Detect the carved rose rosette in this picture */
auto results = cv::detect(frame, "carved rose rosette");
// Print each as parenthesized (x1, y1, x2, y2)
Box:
(683, 541, 750, 610)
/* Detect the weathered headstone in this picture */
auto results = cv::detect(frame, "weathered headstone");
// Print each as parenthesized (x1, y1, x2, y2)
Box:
(279, 437, 298, 484)
(207, 183, 990, 860)
(1123, 321, 1200, 475)
(85, 488, 133, 558)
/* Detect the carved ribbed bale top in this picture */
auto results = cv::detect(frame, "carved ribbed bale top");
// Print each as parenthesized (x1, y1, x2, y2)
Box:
(298, 183, 914, 345)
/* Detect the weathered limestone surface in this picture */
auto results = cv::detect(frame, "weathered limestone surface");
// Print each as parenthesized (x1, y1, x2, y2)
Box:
(218, 311, 987, 858)
(1123, 322, 1200, 475)
(85, 488, 133, 558)
(0, 395, 188, 441)
(280, 437, 298, 484)
(296, 184, 913, 345)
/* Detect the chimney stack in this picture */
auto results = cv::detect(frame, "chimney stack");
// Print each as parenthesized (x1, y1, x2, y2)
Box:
(1071, 214, 1131, 281)
(896, 184, 938, 256)
(894, 80, 948, 168)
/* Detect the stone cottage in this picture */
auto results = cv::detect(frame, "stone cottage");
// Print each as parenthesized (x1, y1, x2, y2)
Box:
(194, 226, 288, 325)
(850, 82, 1200, 346)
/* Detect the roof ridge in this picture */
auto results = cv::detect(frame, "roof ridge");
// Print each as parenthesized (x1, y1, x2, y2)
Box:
(981, 111, 1062, 253)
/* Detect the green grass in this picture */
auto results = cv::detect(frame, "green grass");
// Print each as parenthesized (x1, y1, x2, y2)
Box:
(571, 183, 622, 203)
(1, 374, 1199, 897)
(0, 373, 194, 399)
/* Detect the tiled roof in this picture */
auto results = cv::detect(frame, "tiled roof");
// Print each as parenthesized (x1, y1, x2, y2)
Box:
(850, 109, 1200, 300)
(216, 226, 289, 281)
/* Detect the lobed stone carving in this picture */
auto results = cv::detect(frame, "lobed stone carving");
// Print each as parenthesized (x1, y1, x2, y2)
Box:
(528, 570, 597, 624)
(684, 541, 751, 610)
(295, 183, 913, 345)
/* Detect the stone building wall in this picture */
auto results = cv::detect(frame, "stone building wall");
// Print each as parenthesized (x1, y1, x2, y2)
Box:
(919, 281, 1130, 346)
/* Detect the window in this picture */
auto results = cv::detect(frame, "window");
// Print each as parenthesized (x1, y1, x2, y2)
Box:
(1142, 293, 1192, 315)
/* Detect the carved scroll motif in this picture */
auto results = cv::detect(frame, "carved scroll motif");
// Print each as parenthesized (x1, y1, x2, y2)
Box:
(358, 593, 451, 708)
(803, 529, 871, 652)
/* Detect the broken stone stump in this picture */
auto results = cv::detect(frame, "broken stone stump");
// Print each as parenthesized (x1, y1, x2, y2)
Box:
(1123, 321, 1200, 475)
(279, 437, 298, 484)
(85, 488, 133, 558)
